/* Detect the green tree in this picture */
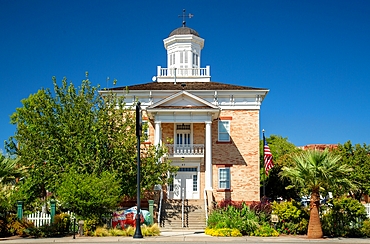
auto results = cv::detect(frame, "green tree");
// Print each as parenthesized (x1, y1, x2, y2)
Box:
(56, 170, 120, 219)
(280, 149, 354, 239)
(260, 135, 301, 200)
(333, 141, 370, 201)
(6, 75, 177, 206)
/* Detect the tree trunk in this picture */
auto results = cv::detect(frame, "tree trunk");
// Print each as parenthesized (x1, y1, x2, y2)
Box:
(307, 190, 323, 239)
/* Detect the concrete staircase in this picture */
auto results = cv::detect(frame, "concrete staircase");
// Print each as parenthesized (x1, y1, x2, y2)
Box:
(160, 199, 206, 230)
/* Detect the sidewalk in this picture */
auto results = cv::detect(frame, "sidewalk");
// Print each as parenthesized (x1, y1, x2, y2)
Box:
(1, 230, 369, 243)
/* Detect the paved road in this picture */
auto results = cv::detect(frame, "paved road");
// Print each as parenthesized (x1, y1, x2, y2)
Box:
(1, 230, 369, 244)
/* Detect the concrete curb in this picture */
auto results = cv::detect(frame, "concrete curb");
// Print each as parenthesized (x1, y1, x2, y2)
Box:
(1, 231, 369, 243)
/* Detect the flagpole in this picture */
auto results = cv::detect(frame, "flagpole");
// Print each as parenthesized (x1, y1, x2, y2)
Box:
(262, 129, 266, 198)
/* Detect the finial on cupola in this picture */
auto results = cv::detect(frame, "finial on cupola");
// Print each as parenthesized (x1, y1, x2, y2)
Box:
(178, 9, 193, 27)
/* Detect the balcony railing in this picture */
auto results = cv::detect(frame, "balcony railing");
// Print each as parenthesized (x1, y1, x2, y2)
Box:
(157, 66, 210, 77)
(166, 144, 204, 157)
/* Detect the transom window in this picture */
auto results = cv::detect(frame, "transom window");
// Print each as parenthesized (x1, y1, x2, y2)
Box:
(178, 167, 197, 172)
(177, 124, 190, 130)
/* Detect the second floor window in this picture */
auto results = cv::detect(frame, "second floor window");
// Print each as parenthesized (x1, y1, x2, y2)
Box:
(218, 120, 230, 142)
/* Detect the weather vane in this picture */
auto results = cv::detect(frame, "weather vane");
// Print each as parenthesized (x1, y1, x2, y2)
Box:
(178, 9, 193, 27)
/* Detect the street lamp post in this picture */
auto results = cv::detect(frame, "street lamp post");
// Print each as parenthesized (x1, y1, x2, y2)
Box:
(133, 101, 143, 238)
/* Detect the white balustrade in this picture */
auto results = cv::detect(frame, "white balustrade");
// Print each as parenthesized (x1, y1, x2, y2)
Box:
(158, 67, 209, 77)
(166, 144, 204, 157)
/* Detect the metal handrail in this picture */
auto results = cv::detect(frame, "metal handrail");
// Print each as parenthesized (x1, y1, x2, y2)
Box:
(204, 189, 208, 224)
(157, 188, 163, 226)
(181, 188, 185, 228)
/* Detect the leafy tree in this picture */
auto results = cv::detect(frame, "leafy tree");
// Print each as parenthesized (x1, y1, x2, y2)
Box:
(56, 170, 120, 219)
(333, 141, 370, 201)
(6, 75, 177, 207)
(260, 135, 300, 200)
(280, 149, 354, 239)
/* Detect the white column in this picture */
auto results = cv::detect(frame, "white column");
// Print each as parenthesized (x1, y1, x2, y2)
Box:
(154, 121, 161, 146)
(205, 121, 213, 190)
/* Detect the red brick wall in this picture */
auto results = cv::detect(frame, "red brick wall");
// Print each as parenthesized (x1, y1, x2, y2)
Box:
(212, 110, 260, 202)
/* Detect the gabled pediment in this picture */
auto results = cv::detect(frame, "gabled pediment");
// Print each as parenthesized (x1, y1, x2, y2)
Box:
(147, 90, 219, 109)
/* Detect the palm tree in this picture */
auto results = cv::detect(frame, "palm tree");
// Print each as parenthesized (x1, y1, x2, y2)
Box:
(280, 149, 353, 239)
(0, 157, 24, 184)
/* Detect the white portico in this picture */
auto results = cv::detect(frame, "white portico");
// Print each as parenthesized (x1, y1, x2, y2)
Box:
(146, 90, 219, 199)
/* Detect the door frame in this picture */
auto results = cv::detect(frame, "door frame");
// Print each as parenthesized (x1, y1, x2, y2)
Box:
(168, 160, 200, 200)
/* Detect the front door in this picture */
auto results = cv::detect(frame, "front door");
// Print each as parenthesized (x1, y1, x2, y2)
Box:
(169, 168, 199, 199)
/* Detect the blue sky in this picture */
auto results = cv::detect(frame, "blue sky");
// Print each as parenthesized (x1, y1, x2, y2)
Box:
(1, 0, 369, 153)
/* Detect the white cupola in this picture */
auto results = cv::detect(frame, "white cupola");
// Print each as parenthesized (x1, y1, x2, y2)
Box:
(156, 20, 210, 82)
(164, 26, 204, 71)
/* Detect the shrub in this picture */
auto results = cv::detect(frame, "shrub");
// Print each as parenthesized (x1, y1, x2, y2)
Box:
(5, 214, 34, 237)
(207, 203, 259, 235)
(252, 223, 279, 237)
(83, 217, 100, 236)
(124, 225, 135, 236)
(205, 227, 242, 237)
(0, 216, 8, 237)
(361, 219, 370, 237)
(322, 197, 367, 237)
(85, 224, 160, 237)
(141, 224, 160, 236)
(216, 199, 244, 209)
(108, 228, 127, 236)
(92, 227, 109, 237)
(271, 200, 308, 235)
(250, 200, 272, 224)
(53, 213, 71, 233)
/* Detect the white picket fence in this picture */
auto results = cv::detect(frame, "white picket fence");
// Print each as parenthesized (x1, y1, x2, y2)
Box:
(26, 211, 51, 227)
(26, 211, 76, 227)
(364, 203, 370, 218)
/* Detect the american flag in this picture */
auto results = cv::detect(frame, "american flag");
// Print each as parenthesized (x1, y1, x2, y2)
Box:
(263, 135, 274, 176)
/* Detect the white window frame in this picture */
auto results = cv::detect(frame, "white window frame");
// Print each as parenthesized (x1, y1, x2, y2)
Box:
(218, 168, 231, 189)
(180, 51, 183, 63)
(218, 120, 230, 142)
(193, 53, 198, 66)
(185, 50, 188, 63)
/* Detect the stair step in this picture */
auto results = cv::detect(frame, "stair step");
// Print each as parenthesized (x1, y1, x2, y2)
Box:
(160, 199, 207, 230)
